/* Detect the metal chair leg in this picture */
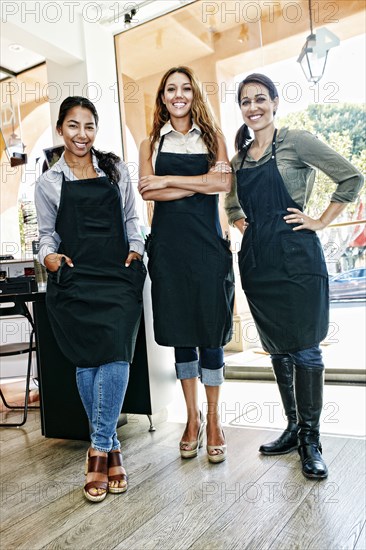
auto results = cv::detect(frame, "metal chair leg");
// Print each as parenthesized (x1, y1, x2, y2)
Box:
(0, 331, 39, 428)
(0, 388, 24, 410)
(147, 414, 156, 432)
(0, 387, 39, 410)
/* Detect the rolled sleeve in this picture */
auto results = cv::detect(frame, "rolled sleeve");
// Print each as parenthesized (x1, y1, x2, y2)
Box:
(224, 159, 246, 225)
(34, 175, 61, 266)
(118, 162, 145, 256)
(294, 131, 364, 203)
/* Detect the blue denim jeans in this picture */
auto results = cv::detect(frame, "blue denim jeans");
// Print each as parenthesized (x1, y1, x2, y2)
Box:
(174, 347, 224, 386)
(271, 345, 324, 370)
(76, 361, 129, 452)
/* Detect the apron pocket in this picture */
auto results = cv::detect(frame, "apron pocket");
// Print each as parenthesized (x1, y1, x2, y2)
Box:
(125, 260, 147, 294)
(130, 259, 147, 277)
(47, 264, 74, 288)
(281, 233, 328, 277)
(238, 244, 256, 272)
(146, 236, 162, 275)
(76, 205, 119, 237)
(223, 275, 235, 316)
(155, 194, 208, 216)
(238, 228, 257, 272)
(218, 236, 234, 274)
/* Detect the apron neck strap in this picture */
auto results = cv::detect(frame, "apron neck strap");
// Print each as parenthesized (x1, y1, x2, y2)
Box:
(239, 128, 278, 169)
(239, 141, 252, 170)
(271, 128, 278, 159)
(157, 134, 166, 155)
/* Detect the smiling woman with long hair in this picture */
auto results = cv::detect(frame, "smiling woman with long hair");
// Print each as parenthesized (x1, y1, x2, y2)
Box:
(139, 66, 234, 463)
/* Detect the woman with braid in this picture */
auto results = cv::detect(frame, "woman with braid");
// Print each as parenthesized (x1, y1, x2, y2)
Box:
(35, 96, 146, 502)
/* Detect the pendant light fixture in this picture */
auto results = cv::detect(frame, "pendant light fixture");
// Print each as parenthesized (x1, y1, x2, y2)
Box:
(297, 0, 340, 83)
(1, 77, 27, 167)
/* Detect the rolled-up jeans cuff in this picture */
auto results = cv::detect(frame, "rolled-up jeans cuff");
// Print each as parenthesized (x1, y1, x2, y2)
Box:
(201, 366, 225, 386)
(175, 360, 199, 380)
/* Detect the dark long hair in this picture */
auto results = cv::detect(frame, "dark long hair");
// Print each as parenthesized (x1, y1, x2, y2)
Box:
(56, 96, 121, 184)
(149, 66, 222, 167)
(235, 73, 279, 152)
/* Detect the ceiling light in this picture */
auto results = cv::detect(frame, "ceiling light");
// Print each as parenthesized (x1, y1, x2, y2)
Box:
(297, 0, 340, 83)
(8, 44, 24, 53)
(124, 8, 137, 27)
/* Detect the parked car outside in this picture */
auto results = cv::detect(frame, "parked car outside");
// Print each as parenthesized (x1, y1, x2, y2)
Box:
(329, 267, 366, 300)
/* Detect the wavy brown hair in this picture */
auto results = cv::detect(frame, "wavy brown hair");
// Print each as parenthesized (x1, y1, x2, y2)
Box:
(149, 66, 221, 167)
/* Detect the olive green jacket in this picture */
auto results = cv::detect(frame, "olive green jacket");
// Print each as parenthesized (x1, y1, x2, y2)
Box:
(225, 127, 363, 224)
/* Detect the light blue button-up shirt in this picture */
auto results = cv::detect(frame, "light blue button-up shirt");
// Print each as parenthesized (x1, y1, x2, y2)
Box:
(34, 152, 144, 264)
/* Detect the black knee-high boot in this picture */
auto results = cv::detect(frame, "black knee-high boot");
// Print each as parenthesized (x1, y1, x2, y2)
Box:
(294, 365, 328, 479)
(259, 357, 299, 455)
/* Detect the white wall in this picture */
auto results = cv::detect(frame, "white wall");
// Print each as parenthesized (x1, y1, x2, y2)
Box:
(1, 2, 124, 256)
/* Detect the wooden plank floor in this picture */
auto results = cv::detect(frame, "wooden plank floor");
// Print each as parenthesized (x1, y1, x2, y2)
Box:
(0, 409, 365, 550)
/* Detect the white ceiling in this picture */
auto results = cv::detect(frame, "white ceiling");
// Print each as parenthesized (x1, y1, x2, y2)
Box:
(1, 35, 45, 75)
(0, 0, 195, 78)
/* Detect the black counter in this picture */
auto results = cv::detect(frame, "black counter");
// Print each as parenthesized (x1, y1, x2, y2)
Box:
(1, 290, 175, 440)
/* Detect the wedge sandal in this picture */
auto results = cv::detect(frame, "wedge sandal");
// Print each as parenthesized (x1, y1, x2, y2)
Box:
(83, 450, 108, 503)
(108, 450, 128, 494)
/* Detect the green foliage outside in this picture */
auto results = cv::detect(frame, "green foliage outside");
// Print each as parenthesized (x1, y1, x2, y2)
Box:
(308, 104, 365, 157)
(278, 104, 365, 271)
(277, 103, 365, 220)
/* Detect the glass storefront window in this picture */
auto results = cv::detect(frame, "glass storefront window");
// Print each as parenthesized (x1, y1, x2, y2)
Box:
(114, 1, 365, 382)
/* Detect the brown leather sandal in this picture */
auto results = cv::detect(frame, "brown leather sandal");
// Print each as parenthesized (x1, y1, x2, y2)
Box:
(83, 450, 108, 503)
(108, 450, 128, 494)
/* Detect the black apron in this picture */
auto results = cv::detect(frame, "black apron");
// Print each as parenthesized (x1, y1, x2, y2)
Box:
(46, 173, 146, 367)
(146, 137, 234, 347)
(236, 130, 329, 354)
